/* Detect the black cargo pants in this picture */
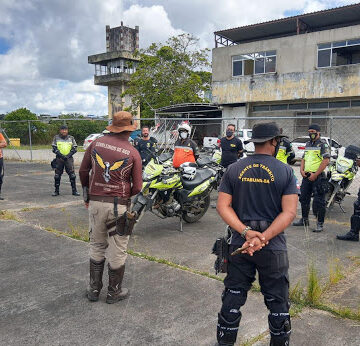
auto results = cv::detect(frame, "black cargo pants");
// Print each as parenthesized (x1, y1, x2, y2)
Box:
(299, 173, 327, 223)
(217, 246, 290, 345)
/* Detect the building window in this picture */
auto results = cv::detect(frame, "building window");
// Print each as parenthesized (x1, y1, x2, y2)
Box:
(318, 39, 360, 68)
(232, 50, 276, 77)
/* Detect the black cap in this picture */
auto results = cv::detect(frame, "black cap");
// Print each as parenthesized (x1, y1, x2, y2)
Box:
(308, 124, 321, 132)
(60, 125, 68, 130)
(244, 122, 287, 144)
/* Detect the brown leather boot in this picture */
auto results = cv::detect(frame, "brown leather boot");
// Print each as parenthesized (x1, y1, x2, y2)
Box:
(106, 264, 129, 304)
(86, 258, 105, 302)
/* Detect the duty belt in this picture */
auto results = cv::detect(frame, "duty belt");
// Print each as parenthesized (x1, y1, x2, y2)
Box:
(89, 195, 130, 206)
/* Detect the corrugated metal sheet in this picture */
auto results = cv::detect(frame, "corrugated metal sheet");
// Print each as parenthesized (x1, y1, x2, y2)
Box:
(215, 3, 360, 44)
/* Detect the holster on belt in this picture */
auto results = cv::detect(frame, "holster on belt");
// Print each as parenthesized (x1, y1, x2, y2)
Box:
(107, 197, 137, 237)
(212, 226, 231, 274)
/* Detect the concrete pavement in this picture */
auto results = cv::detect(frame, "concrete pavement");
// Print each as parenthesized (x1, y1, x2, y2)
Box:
(1, 161, 359, 345)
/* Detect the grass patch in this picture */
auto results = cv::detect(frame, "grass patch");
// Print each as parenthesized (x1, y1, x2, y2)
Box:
(20, 207, 43, 212)
(240, 331, 268, 346)
(328, 258, 345, 285)
(305, 262, 323, 305)
(126, 249, 223, 282)
(6, 145, 85, 152)
(0, 210, 21, 222)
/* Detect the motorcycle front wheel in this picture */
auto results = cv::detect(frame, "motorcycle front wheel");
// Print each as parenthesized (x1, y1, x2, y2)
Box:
(182, 195, 210, 223)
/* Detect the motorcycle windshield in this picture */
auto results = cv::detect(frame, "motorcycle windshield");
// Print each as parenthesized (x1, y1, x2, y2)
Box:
(335, 156, 353, 173)
(143, 159, 163, 180)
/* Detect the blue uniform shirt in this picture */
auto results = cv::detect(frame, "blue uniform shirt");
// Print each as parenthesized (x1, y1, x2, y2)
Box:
(219, 154, 298, 250)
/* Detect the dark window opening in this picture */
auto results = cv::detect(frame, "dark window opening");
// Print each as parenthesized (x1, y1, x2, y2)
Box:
(289, 103, 307, 110)
(329, 101, 350, 108)
(253, 105, 270, 112)
(318, 49, 331, 67)
(233, 60, 242, 76)
(308, 102, 328, 109)
(351, 100, 360, 107)
(331, 45, 360, 66)
(270, 104, 288, 111)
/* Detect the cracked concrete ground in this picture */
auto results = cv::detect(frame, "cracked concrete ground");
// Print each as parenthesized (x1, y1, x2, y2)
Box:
(0, 161, 359, 345)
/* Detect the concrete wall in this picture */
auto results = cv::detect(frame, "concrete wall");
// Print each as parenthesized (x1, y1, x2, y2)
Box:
(212, 24, 360, 104)
(221, 106, 247, 134)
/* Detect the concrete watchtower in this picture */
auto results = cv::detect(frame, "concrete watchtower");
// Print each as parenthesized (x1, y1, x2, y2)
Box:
(88, 23, 140, 118)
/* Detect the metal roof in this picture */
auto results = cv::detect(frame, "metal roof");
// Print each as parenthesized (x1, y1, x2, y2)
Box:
(214, 3, 360, 45)
(155, 103, 221, 115)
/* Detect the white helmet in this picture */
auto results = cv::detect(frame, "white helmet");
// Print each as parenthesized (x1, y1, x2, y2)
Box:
(182, 166, 197, 180)
(178, 123, 191, 133)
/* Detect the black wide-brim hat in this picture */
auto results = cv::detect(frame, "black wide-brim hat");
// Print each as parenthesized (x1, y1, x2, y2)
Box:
(244, 122, 287, 144)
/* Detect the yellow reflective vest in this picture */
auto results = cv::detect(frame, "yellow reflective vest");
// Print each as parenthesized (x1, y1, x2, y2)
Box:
(303, 139, 330, 172)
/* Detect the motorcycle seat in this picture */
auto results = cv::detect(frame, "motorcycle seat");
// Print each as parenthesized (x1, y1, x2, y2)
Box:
(197, 157, 213, 167)
(181, 168, 215, 190)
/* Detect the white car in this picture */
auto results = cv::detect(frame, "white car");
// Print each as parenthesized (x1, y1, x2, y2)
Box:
(237, 128, 254, 153)
(291, 136, 345, 161)
(83, 133, 103, 150)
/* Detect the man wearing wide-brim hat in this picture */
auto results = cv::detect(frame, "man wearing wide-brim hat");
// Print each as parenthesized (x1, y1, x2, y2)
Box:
(215, 122, 298, 346)
(79, 111, 142, 304)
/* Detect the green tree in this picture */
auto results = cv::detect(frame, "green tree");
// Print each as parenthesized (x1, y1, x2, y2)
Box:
(3, 108, 51, 145)
(125, 33, 212, 118)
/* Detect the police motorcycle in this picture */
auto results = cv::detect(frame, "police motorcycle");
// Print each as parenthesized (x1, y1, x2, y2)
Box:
(197, 145, 224, 189)
(326, 145, 360, 212)
(132, 152, 216, 231)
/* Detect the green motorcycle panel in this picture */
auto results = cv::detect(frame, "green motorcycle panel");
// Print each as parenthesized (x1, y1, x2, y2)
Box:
(188, 177, 215, 197)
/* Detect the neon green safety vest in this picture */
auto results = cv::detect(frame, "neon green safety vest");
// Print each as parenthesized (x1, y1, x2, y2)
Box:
(276, 145, 289, 164)
(303, 140, 328, 172)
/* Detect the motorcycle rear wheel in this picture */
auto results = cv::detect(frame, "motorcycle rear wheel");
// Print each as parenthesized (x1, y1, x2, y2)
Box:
(182, 195, 210, 223)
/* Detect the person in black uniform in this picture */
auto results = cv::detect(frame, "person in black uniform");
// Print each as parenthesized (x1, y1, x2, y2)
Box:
(220, 124, 243, 168)
(134, 126, 157, 167)
(337, 155, 360, 242)
(215, 122, 298, 346)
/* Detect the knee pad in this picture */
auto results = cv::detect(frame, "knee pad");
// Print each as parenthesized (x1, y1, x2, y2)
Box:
(220, 288, 247, 322)
(69, 172, 76, 180)
(268, 313, 291, 346)
(217, 313, 241, 346)
(54, 173, 61, 180)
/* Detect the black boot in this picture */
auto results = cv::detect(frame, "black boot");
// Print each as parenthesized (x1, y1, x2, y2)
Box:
(106, 264, 129, 304)
(86, 259, 105, 302)
(313, 222, 324, 232)
(293, 218, 309, 227)
(70, 178, 80, 196)
(0, 185, 3, 200)
(269, 318, 291, 346)
(216, 313, 241, 346)
(52, 176, 60, 196)
(70, 177, 80, 196)
(337, 215, 360, 241)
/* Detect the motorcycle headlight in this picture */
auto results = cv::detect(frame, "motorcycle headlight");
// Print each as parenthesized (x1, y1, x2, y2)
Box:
(336, 164, 348, 174)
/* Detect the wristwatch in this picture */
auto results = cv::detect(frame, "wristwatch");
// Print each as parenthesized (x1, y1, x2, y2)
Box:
(241, 226, 251, 239)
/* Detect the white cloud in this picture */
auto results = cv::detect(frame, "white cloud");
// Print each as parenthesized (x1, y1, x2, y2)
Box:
(0, 0, 354, 115)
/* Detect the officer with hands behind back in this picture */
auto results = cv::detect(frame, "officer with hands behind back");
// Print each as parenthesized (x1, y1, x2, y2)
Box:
(293, 124, 330, 232)
(215, 122, 298, 346)
(51, 125, 80, 196)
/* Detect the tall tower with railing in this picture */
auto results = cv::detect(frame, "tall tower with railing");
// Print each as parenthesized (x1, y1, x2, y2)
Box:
(88, 23, 139, 118)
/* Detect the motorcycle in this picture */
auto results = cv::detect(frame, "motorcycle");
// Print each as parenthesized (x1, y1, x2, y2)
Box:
(326, 145, 360, 212)
(132, 151, 216, 231)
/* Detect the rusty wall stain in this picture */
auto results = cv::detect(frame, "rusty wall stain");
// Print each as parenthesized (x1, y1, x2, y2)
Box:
(212, 67, 360, 103)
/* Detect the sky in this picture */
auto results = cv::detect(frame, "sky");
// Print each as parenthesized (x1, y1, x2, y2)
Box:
(0, 0, 356, 116)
